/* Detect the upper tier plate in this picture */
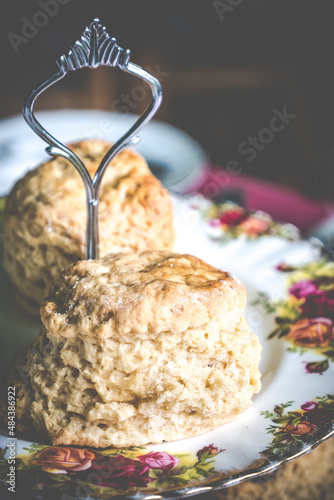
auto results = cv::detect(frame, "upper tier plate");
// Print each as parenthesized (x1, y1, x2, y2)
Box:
(0, 110, 208, 196)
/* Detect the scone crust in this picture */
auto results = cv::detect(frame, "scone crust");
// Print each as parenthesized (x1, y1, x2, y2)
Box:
(10, 251, 261, 448)
(41, 251, 247, 339)
(3, 140, 175, 313)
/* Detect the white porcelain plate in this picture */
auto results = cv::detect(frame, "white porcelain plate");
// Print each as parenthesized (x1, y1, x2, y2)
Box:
(0, 195, 333, 500)
(0, 110, 207, 197)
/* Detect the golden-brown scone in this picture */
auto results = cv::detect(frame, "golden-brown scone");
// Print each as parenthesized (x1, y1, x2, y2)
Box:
(3, 140, 175, 315)
(9, 251, 261, 448)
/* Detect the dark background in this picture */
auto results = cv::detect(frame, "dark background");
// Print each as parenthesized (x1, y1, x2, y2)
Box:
(1, 0, 334, 200)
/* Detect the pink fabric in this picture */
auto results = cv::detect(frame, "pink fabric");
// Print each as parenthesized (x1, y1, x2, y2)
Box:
(187, 166, 333, 232)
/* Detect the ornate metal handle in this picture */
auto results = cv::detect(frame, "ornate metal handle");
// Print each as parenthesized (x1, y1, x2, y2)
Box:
(22, 18, 162, 259)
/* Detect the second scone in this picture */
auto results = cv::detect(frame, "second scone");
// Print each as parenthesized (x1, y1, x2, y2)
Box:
(3, 140, 175, 315)
(10, 251, 262, 448)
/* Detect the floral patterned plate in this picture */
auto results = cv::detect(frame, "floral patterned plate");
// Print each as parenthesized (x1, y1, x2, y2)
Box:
(0, 195, 333, 499)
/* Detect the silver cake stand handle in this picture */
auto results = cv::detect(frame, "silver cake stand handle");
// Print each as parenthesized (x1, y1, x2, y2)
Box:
(22, 18, 162, 260)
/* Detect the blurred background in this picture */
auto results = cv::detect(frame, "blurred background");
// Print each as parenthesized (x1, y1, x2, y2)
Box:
(1, 0, 334, 240)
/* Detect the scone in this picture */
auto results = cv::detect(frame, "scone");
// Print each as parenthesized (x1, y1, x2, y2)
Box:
(3, 140, 175, 316)
(9, 251, 261, 448)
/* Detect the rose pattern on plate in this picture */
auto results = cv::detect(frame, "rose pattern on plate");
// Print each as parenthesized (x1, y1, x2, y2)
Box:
(33, 446, 95, 473)
(261, 395, 334, 460)
(137, 451, 179, 471)
(197, 200, 299, 241)
(253, 260, 334, 373)
(0, 444, 223, 497)
(88, 454, 153, 489)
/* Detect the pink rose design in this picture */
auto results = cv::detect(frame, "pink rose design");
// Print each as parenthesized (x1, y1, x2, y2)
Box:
(301, 401, 318, 411)
(209, 218, 221, 227)
(286, 317, 334, 348)
(289, 280, 318, 299)
(239, 216, 268, 236)
(138, 451, 179, 471)
(33, 447, 95, 474)
(91, 455, 152, 488)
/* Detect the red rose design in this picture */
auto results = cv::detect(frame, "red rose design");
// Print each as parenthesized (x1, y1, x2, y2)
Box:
(301, 289, 334, 321)
(304, 408, 334, 425)
(197, 444, 220, 459)
(305, 360, 329, 375)
(286, 317, 334, 348)
(91, 454, 152, 489)
(219, 209, 245, 226)
(33, 447, 95, 474)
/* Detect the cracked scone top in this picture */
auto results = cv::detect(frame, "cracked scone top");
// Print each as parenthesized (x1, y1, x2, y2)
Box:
(11, 251, 262, 448)
(3, 140, 175, 315)
(42, 251, 246, 339)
